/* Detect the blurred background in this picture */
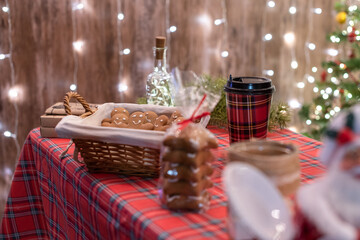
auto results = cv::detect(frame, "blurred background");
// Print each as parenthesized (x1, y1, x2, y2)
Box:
(0, 0, 344, 219)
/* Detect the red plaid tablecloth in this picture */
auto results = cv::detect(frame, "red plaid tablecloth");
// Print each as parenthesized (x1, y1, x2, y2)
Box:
(0, 127, 325, 239)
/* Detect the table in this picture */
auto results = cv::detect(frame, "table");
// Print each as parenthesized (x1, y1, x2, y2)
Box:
(0, 127, 325, 239)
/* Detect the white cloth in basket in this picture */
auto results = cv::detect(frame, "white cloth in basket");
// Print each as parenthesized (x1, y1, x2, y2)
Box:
(55, 103, 209, 149)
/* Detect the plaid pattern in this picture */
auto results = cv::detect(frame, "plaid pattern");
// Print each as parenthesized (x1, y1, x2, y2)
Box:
(0, 127, 325, 239)
(226, 93, 272, 143)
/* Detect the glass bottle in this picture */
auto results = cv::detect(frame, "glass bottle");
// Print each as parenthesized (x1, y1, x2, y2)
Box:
(146, 36, 174, 106)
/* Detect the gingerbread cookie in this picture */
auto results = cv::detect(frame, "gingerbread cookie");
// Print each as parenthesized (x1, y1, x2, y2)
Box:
(163, 162, 214, 182)
(144, 111, 158, 124)
(139, 123, 155, 130)
(162, 191, 211, 211)
(160, 123, 218, 212)
(180, 124, 218, 149)
(169, 110, 183, 123)
(163, 136, 198, 153)
(101, 118, 112, 127)
(111, 107, 129, 117)
(154, 115, 170, 131)
(173, 117, 185, 124)
(111, 113, 129, 128)
(129, 111, 154, 130)
(101, 121, 112, 127)
(162, 149, 214, 167)
(129, 111, 145, 127)
(162, 178, 213, 196)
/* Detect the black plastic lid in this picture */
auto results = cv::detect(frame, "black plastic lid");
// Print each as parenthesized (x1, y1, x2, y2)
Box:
(224, 76, 275, 95)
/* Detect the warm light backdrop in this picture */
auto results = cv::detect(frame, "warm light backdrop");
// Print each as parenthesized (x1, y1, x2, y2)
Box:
(1, 0, 337, 173)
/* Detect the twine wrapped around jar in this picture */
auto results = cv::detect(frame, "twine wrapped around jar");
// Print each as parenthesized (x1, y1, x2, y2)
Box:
(228, 140, 300, 197)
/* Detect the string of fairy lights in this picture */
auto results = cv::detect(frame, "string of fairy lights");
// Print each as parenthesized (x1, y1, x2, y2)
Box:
(70, 0, 83, 92)
(260, 0, 326, 131)
(165, 0, 171, 67)
(116, 0, 128, 96)
(213, 0, 229, 60)
(1, 1, 354, 159)
(2, 0, 19, 177)
(306, 2, 360, 125)
(70, 0, 131, 94)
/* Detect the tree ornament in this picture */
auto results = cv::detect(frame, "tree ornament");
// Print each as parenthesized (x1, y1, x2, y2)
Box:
(299, 3, 360, 140)
(349, 49, 356, 59)
(348, 29, 357, 43)
(321, 70, 327, 82)
(336, 11, 347, 24)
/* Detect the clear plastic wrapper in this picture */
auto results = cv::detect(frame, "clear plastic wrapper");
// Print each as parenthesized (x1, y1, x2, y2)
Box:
(158, 69, 221, 212)
(159, 123, 218, 212)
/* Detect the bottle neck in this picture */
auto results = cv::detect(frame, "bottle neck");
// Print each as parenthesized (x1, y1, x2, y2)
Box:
(153, 47, 167, 72)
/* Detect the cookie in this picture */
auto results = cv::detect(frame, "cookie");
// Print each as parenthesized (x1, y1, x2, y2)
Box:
(155, 125, 170, 131)
(179, 124, 218, 149)
(144, 111, 158, 124)
(101, 121, 112, 127)
(162, 179, 213, 196)
(102, 118, 112, 123)
(101, 117, 112, 127)
(138, 122, 155, 130)
(154, 115, 170, 131)
(111, 113, 129, 128)
(111, 107, 129, 117)
(128, 111, 146, 128)
(128, 111, 155, 130)
(169, 110, 183, 123)
(173, 117, 185, 124)
(162, 191, 211, 211)
(163, 136, 198, 153)
(163, 162, 214, 182)
(155, 115, 169, 127)
(162, 149, 214, 166)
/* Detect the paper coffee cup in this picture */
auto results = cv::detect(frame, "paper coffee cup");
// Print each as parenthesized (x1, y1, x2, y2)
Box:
(224, 76, 275, 143)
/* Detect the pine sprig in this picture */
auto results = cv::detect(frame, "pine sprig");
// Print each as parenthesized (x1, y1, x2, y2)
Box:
(322, 59, 360, 78)
(268, 103, 291, 132)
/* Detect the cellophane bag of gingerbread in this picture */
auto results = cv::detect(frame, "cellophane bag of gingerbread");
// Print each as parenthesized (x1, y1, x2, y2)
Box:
(158, 69, 221, 212)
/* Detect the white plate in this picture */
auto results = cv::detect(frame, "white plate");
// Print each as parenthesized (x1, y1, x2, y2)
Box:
(223, 162, 295, 240)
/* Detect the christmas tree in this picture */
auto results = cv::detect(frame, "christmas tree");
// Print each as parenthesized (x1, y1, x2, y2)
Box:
(299, 1, 360, 140)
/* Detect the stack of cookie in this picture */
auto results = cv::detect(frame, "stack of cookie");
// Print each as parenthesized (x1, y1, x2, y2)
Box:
(161, 123, 218, 212)
(101, 107, 183, 131)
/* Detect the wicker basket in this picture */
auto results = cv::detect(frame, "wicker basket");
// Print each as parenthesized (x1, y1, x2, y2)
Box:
(63, 92, 160, 177)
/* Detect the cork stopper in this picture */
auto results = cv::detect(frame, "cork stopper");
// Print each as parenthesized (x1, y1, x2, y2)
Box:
(155, 36, 166, 59)
(155, 36, 166, 48)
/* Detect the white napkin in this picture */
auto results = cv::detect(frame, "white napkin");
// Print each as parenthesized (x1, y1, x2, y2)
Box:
(55, 103, 180, 149)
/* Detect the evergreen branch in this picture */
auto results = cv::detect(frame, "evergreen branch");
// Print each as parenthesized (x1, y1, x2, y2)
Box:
(268, 103, 291, 132)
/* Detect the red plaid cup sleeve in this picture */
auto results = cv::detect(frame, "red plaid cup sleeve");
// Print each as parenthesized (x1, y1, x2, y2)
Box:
(226, 93, 272, 143)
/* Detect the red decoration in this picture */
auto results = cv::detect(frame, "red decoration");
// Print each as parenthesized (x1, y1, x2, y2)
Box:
(337, 127, 355, 145)
(177, 94, 210, 130)
(293, 202, 323, 240)
(348, 29, 357, 43)
(334, 60, 358, 83)
(321, 70, 327, 82)
(340, 88, 345, 94)
(349, 49, 356, 59)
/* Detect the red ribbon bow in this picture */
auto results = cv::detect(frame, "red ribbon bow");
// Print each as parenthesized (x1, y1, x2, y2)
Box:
(177, 94, 211, 130)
